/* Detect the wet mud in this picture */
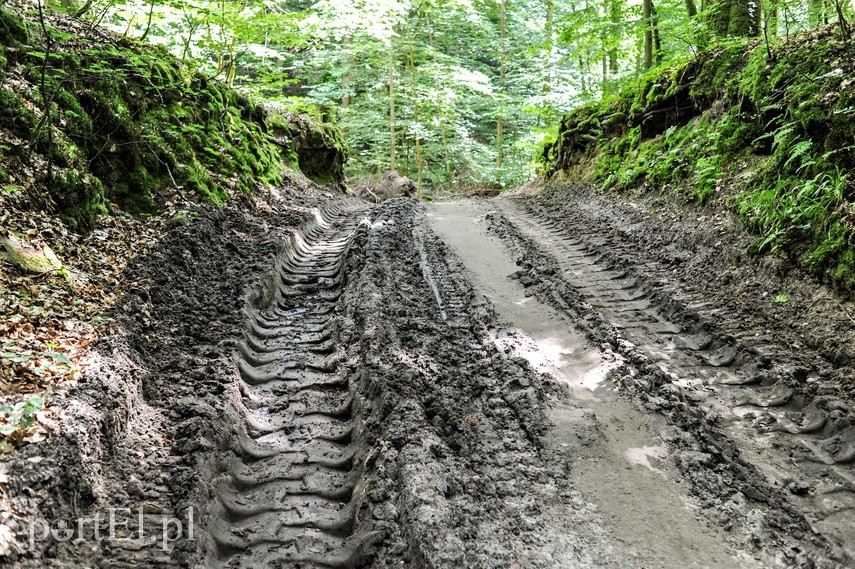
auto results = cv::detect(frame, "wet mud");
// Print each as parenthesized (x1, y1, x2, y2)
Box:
(5, 179, 854, 568)
(484, 183, 855, 568)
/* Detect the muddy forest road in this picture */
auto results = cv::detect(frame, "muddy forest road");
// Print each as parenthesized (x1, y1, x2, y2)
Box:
(426, 197, 855, 569)
(199, 188, 855, 569)
(16, 189, 855, 569)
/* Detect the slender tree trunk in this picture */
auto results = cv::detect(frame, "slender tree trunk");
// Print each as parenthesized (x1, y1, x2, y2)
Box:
(545, 0, 554, 52)
(545, 0, 555, 93)
(809, 0, 828, 25)
(440, 120, 452, 184)
(408, 45, 423, 198)
(579, 56, 587, 92)
(831, 0, 852, 49)
(226, 35, 237, 87)
(496, 115, 504, 170)
(496, 0, 506, 170)
(122, 14, 136, 37)
(73, 0, 93, 18)
(598, 0, 616, 95)
(205, 22, 225, 78)
(643, 0, 653, 68)
(653, 5, 662, 64)
(608, 0, 620, 75)
(181, 36, 191, 60)
(685, 0, 706, 46)
(764, 0, 778, 38)
(425, 10, 453, 185)
(139, 0, 156, 41)
(388, 54, 396, 171)
(342, 36, 354, 108)
(180, 9, 198, 61)
(601, 52, 607, 93)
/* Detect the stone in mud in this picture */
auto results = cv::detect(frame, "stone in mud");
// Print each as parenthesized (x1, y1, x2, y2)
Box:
(0, 235, 63, 274)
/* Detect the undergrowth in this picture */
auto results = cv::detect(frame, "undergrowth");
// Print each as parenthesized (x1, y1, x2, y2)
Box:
(544, 27, 855, 294)
(0, 5, 346, 229)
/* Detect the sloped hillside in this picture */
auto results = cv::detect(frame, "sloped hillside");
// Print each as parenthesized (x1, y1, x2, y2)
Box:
(543, 27, 855, 294)
(0, 1, 345, 229)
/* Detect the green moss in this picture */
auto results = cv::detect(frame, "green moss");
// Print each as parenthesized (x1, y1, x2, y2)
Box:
(268, 111, 345, 184)
(690, 42, 749, 103)
(182, 162, 225, 204)
(547, 27, 855, 295)
(0, 88, 38, 136)
(832, 247, 855, 290)
(0, 7, 33, 47)
(1, 4, 347, 230)
(42, 169, 106, 230)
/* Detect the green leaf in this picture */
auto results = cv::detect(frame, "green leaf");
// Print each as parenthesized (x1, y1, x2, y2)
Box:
(25, 395, 45, 411)
(1, 352, 35, 363)
(46, 352, 72, 366)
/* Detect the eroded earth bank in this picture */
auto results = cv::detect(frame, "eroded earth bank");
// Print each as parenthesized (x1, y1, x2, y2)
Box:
(4, 183, 855, 568)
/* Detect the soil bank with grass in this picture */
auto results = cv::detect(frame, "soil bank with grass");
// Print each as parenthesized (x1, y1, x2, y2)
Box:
(542, 26, 855, 295)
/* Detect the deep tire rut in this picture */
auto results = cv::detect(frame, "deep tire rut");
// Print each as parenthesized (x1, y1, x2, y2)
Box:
(207, 203, 374, 568)
(493, 198, 855, 567)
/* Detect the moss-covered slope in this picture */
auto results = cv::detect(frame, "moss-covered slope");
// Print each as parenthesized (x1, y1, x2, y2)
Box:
(268, 111, 347, 186)
(0, 3, 346, 229)
(544, 28, 855, 294)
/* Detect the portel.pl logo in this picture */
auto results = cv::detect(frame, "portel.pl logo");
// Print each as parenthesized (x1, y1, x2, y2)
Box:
(27, 507, 194, 552)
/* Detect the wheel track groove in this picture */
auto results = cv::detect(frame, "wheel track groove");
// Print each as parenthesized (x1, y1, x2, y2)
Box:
(497, 199, 855, 564)
(206, 202, 377, 568)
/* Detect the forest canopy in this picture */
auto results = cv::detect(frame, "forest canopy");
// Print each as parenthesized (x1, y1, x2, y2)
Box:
(47, 0, 855, 192)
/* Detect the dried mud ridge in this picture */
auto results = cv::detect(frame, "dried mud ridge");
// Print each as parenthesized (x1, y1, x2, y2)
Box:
(488, 196, 855, 567)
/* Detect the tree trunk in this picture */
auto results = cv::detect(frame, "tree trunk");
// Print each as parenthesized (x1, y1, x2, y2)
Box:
(73, 0, 93, 18)
(408, 45, 422, 198)
(808, 0, 828, 25)
(426, 10, 453, 184)
(579, 56, 587, 92)
(441, 120, 452, 184)
(601, 52, 608, 94)
(764, 0, 778, 38)
(608, 0, 620, 75)
(139, 0, 156, 42)
(342, 36, 354, 108)
(685, 0, 698, 17)
(706, 0, 756, 37)
(643, 0, 653, 68)
(496, 0, 506, 170)
(727, 0, 753, 35)
(545, 0, 555, 92)
(226, 35, 237, 88)
(545, 0, 554, 52)
(389, 56, 396, 171)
